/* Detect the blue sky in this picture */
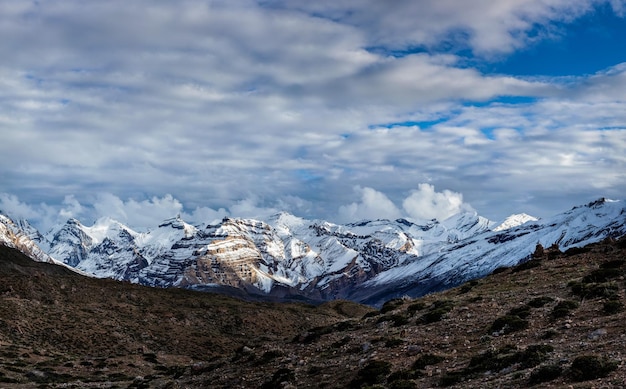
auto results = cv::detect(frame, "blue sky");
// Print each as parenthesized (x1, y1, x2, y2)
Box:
(0, 0, 625, 231)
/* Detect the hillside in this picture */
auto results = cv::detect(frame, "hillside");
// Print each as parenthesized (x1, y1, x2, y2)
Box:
(1, 236, 626, 387)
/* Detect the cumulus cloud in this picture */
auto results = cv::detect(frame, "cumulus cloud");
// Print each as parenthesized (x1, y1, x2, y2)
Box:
(338, 187, 403, 222)
(336, 185, 476, 223)
(91, 194, 187, 230)
(402, 184, 473, 221)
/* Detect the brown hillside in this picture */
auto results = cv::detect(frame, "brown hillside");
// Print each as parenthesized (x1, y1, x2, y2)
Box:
(1, 237, 626, 388)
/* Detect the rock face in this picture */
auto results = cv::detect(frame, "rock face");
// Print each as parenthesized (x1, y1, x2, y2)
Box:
(2, 198, 626, 305)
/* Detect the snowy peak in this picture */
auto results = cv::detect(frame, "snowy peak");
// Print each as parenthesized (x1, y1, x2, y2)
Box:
(493, 213, 538, 231)
(0, 212, 59, 265)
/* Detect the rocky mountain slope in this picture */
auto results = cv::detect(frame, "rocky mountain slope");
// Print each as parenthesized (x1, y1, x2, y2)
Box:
(2, 198, 626, 305)
(1, 231, 625, 388)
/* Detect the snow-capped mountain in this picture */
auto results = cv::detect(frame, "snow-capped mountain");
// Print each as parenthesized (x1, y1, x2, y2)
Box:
(2, 198, 626, 306)
(493, 213, 538, 231)
(0, 213, 57, 264)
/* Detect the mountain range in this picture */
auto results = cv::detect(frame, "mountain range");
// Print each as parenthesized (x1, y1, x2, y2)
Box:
(1, 198, 625, 306)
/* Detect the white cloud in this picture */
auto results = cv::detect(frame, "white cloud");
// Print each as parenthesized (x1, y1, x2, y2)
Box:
(402, 184, 473, 221)
(91, 194, 186, 230)
(58, 195, 84, 220)
(338, 187, 403, 222)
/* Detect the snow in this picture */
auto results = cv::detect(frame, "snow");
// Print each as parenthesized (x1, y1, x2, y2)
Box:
(493, 213, 539, 231)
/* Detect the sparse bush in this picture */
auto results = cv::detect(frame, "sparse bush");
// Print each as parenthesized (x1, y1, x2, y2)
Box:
(528, 364, 562, 385)
(384, 337, 404, 348)
(551, 300, 579, 319)
(518, 345, 554, 369)
(389, 379, 417, 389)
(331, 336, 352, 349)
(406, 301, 426, 314)
(295, 325, 333, 343)
(490, 315, 528, 334)
(439, 371, 465, 386)
(349, 360, 392, 387)
(420, 300, 454, 324)
(582, 268, 622, 283)
(334, 320, 357, 331)
(512, 259, 541, 273)
(254, 350, 283, 366)
(381, 298, 404, 314)
(600, 259, 626, 269)
(508, 305, 532, 319)
(459, 280, 479, 294)
(388, 369, 422, 382)
(377, 314, 409, 327)
(363, 311, 381, 319)
(569, 281, 618, 299)
(527, 296, 554, 308)
(491, 267, 508, 275)
(570, 355, 617, 381)
(467, 345, 518, 372)
(541, 329, 559, 339)
(466, 343, 553, 374)
(564, 246, 591, 256)
(412, 353, 445, 370)
(261, 368, 295, 389)
(603, 300, 624, 315)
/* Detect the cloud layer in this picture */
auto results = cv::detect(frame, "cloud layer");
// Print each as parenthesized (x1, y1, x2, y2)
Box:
(0, 0, 625, 227)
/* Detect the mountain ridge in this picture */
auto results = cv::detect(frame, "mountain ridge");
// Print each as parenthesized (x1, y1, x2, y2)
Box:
(1, 198, 625, 306)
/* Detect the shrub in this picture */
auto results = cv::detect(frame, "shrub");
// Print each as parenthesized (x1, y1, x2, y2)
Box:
(518, 345, 554, 369)
(362, 311, 381, 319)
(508, 305, 532, 319)
(603, 300, 624, 315)
(420, 300, 454, 324)
(551, 300, 579, 319)
(491, 267, 508, 275)
(389, 379, 417, 389)
(540, 329, 559, 339)
(377, 314, 409, 327)
(467, 345, 519, 372)
(570, 355, 617, 381)
(406, 301, 426, 314)
(387, 369, 422, 382)
(512, 259, 541, 273)
(528, 364, 562, 385)
(439, 371, 465, 386)
(384, 337, 404, 348)
(527, 296, 554, 308)
(582, 268, 622, 283)
(564, 246, 591, 256)
(569, 281, 619, 299)
(412, 353, 445, 370)
(350, 360, 392, 387)
(261, 368, 294, 389)
(381, 298, 405, 314)
(490, 315, 528, 334)
(458, 280, 480, 294)
(254, 350, 283, 366)
(331, 336, 352, 349)
(600, 259, 626, 269)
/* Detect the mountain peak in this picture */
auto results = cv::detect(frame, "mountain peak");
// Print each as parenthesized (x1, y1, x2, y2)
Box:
(493, 213, 538, 232)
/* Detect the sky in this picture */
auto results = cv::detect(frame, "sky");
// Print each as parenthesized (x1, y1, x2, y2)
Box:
(1, 0, 626, 232)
